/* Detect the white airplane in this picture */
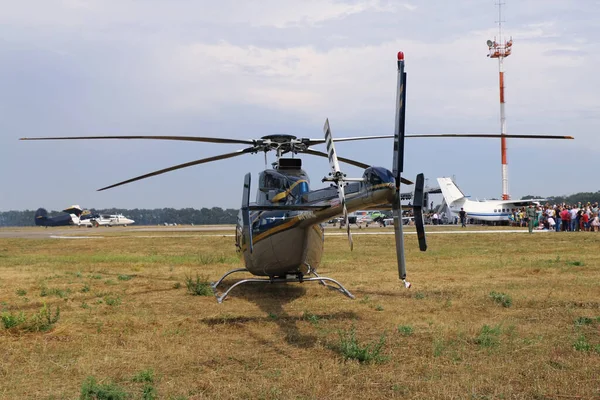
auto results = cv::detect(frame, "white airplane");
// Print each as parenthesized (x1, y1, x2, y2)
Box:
(437, 177, 541, 223)
(89, 214, 135, 227)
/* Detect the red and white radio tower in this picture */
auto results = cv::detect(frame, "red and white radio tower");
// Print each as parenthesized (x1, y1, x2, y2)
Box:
(487, 2, 513, 200)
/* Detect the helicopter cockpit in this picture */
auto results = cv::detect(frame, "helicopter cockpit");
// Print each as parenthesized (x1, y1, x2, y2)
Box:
(362, 166, 395, 186)
(257, 170, 310, 205)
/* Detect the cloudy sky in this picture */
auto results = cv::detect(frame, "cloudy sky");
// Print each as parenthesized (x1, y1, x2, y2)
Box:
(1, 0, 598, 211)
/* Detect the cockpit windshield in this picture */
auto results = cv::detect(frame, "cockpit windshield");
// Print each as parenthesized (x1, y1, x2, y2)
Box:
(257, 170, 310, 204)
(363, 167, 395, 185)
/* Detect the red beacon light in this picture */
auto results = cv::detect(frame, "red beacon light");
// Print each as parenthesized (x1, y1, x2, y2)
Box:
(397, 51, 404, 61)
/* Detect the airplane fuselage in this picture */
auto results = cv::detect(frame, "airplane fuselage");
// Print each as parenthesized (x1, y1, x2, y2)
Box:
(92, 214, 135, 227)
(446, 198, 517, 222)
(437, 177, 537, 223)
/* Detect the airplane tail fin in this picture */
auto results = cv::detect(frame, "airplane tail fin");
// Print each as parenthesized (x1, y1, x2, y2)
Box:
(436, 177, 466, 205)
(34, 208, 48, 225)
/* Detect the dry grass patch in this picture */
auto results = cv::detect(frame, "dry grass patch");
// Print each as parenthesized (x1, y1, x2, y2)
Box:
(0, 229, 599, 398)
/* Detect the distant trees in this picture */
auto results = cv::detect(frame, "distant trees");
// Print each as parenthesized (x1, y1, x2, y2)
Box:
(0, 210, 36, 227)
(521, 191, 600, 205)
(3, 189, 600, 227)
(0, 207, 239, 227)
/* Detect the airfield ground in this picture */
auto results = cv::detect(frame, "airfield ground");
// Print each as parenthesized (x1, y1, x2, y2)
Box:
(0, 225, 599, 399)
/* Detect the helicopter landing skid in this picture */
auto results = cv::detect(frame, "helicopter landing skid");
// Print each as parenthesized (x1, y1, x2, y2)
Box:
(211, 269, 355, 303)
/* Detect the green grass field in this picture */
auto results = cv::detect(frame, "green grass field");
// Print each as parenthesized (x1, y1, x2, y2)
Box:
(1, 227, 599, 399)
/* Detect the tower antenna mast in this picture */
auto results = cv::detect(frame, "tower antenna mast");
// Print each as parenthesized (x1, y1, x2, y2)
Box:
(487, 1, 513, 200)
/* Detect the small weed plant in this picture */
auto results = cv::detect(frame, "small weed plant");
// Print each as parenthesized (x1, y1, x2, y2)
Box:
(104, 295, 122, 306)
(27, 303, 60, 332)
(475, 324, 502, 348)
(185, 274, 212, 296)
(1, 304, 60, 332)
(303, 311, 320, 325)
(489, 291, 512, 308)
(141, 384, 157, 400)
(1, 311, 26, 329)
(80, 376, 129, 400)
(433, 338, 445, 357)
(336, 326, 387, 363)
(397, 325, 414, 336)
(132, 369, 154, 383)
(40, 287, 70, 298)
(574, 316, 595, 327)
(118, 274, 133, 281)
(573, 335, 591, 352)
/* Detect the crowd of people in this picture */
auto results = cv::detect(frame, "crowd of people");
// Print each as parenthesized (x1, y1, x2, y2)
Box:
(510, 202, 600, 232)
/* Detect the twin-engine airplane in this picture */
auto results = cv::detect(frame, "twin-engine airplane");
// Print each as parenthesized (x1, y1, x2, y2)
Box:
(437, 177, 545, 223)
(34, 206, 135, 228)
(34, 205, 85, 227)
(21, 52, 573, 302)
(87, 214, 135, 227)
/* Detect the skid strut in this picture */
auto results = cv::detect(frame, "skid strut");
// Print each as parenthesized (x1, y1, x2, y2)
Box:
(211, 269, 354, 303)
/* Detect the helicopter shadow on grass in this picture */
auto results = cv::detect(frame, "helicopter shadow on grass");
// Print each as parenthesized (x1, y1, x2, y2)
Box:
(208, 279, 359, 348)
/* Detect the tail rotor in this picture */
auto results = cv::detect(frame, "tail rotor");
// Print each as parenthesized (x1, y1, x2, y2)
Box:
(392, 51, 426, 289)
(322, 119, 353, 250)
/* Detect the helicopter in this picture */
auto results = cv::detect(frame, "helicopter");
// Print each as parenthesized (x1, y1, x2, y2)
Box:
(21, 52, 573, 302)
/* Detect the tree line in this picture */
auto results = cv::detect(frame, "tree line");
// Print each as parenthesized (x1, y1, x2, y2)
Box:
(2, 190, 599, 227)
(0, 207, 239, 227)
(520, 191, 600, 205)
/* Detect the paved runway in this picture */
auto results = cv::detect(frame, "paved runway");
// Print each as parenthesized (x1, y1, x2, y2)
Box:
(0, 225, 550, 239)
(0, 225, 235, 239)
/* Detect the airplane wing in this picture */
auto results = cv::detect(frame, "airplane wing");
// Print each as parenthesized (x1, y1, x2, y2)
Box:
(494, 199, 546, 207)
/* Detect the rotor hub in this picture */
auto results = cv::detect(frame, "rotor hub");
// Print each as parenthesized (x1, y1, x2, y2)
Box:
(255, 134, 308, 155)
(261, 134, 297, 142)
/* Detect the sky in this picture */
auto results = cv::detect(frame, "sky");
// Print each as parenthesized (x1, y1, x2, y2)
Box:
(1, 0, 599, 211)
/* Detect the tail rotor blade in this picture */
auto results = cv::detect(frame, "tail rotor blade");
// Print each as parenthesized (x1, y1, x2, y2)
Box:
(324, 119, 353, 250)
(412, 173, 427, 251)
(324, 119, 341, 175)
(392, 51, 410, 288)
(340, 188, 353, 251)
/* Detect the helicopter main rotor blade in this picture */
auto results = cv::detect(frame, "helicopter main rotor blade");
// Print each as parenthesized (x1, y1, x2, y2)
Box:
(97, 148, 254, 191)
(303, 148, 370, 170)
(305, 133, 574, 145)
(305, 147, 414, 185)
(20, 135, 255, 145)
(405, 133, 574, 139)
(305, 135, 394, 146)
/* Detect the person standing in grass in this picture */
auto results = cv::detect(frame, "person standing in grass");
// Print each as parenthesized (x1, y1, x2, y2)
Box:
(560, 206, 571, 231)
(591, 213, 599, 232)
(526, 204, 537, 233)
(459, 208, 467, 227)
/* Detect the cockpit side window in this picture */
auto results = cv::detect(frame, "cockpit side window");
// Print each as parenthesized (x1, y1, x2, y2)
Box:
(363, 167, 395, 186)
